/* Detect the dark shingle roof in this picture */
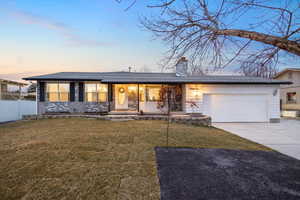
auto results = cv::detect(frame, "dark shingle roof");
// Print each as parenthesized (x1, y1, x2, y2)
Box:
(23, 72, 291, 84)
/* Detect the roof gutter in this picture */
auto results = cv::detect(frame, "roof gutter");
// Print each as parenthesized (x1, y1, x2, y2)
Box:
(22, 78, 292, 85)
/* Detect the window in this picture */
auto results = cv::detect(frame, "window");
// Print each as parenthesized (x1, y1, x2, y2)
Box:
(85, 83, 108, 102)
(47, 83, 69, 102)
(128, 85, 138, 102)
(139, 87, 145, 102)
(188, 85, 202, 100)
(146, 85, 161, 101)
(287, 92, 296, 104)
(190, 88, 202, 100)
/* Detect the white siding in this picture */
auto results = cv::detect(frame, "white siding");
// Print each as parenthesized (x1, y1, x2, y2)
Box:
(184, 84, 280, 121)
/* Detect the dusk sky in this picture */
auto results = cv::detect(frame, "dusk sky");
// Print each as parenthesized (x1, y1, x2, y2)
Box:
(0, 0, 299, 82)
(0, 0, 166, 81)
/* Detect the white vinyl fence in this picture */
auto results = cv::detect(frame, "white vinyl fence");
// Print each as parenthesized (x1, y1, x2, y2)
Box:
(0, 100, 36, 123)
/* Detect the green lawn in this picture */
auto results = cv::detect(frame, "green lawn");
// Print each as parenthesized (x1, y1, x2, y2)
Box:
(0, 119, 271, 200)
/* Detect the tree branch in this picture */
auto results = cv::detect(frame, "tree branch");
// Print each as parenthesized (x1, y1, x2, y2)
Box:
(215, 29, 300, 56)
(148, 0, 177, 8)
(140, 0, 300, 77)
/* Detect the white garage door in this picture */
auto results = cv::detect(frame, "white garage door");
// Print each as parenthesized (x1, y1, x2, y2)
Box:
(204, 94, 268, 122)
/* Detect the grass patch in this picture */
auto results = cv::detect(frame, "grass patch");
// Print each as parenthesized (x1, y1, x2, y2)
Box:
(0, 119, 271, 200)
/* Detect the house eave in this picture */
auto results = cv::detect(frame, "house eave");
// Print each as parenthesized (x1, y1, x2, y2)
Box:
(23, 78, 103, 81)
(22, 78, 292, 85)
(101, 81, 292, 85)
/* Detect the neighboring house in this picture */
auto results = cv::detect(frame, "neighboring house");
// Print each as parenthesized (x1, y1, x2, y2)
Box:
(24, 58, 290, 123)
(274, 68, 300, 111)
(0, 79, 27, 100)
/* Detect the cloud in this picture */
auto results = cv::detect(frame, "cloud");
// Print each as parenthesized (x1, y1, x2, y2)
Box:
(10, 10, 110, 47)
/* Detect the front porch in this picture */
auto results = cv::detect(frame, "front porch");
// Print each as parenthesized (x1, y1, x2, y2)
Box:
(37, 81, 203, 115)
(108, 84, 184, 114)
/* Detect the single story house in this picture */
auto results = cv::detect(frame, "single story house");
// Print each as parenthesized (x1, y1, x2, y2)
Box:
(24, 59, 291, 123)
(0, 79, 27, 100)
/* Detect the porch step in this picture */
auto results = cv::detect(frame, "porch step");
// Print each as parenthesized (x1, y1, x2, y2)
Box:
(108, 111, 139, 115)
(110, 118, 135, 122)
(170, 112, 185, 115)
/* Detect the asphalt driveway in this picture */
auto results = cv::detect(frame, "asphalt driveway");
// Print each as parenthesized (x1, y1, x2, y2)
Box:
(213, 119, 300, 160)
(156, 147, 300, 200)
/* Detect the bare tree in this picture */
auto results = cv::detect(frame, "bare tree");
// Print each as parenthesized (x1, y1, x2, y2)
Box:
(114, 0, 138, 11)
(137, 0, 300, 78)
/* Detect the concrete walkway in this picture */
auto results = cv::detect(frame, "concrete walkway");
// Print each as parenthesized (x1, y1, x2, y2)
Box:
(213, 119, 300, 160)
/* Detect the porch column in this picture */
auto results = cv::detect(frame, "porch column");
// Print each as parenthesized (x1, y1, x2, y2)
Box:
(137, 84, 140, 112)
(108, 83, 113, 112)
(75, 82, 79, 102)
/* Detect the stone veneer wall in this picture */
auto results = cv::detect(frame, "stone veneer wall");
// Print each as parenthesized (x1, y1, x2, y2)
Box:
(37, 81, 109, 114)
(23, 114, 212, 127)
(38, 102, 109, 113)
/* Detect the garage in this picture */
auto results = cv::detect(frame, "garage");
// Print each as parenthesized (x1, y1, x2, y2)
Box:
(204, 94, 268, 122)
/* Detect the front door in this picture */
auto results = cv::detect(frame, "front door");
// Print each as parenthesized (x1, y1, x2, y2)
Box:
(114, 84, 138, 111)
(115, 84, 128, 110)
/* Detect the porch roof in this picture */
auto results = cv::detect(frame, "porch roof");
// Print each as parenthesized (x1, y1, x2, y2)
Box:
(23, 71, 291, 84)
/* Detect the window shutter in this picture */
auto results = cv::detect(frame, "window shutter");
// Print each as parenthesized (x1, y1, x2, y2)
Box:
(39, 82, 45, 102)
(70, 82, 75, 102)
(79, 82, 84, 102)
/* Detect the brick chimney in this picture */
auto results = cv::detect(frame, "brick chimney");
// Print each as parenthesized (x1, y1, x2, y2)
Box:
(175, 57, 188, 77)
